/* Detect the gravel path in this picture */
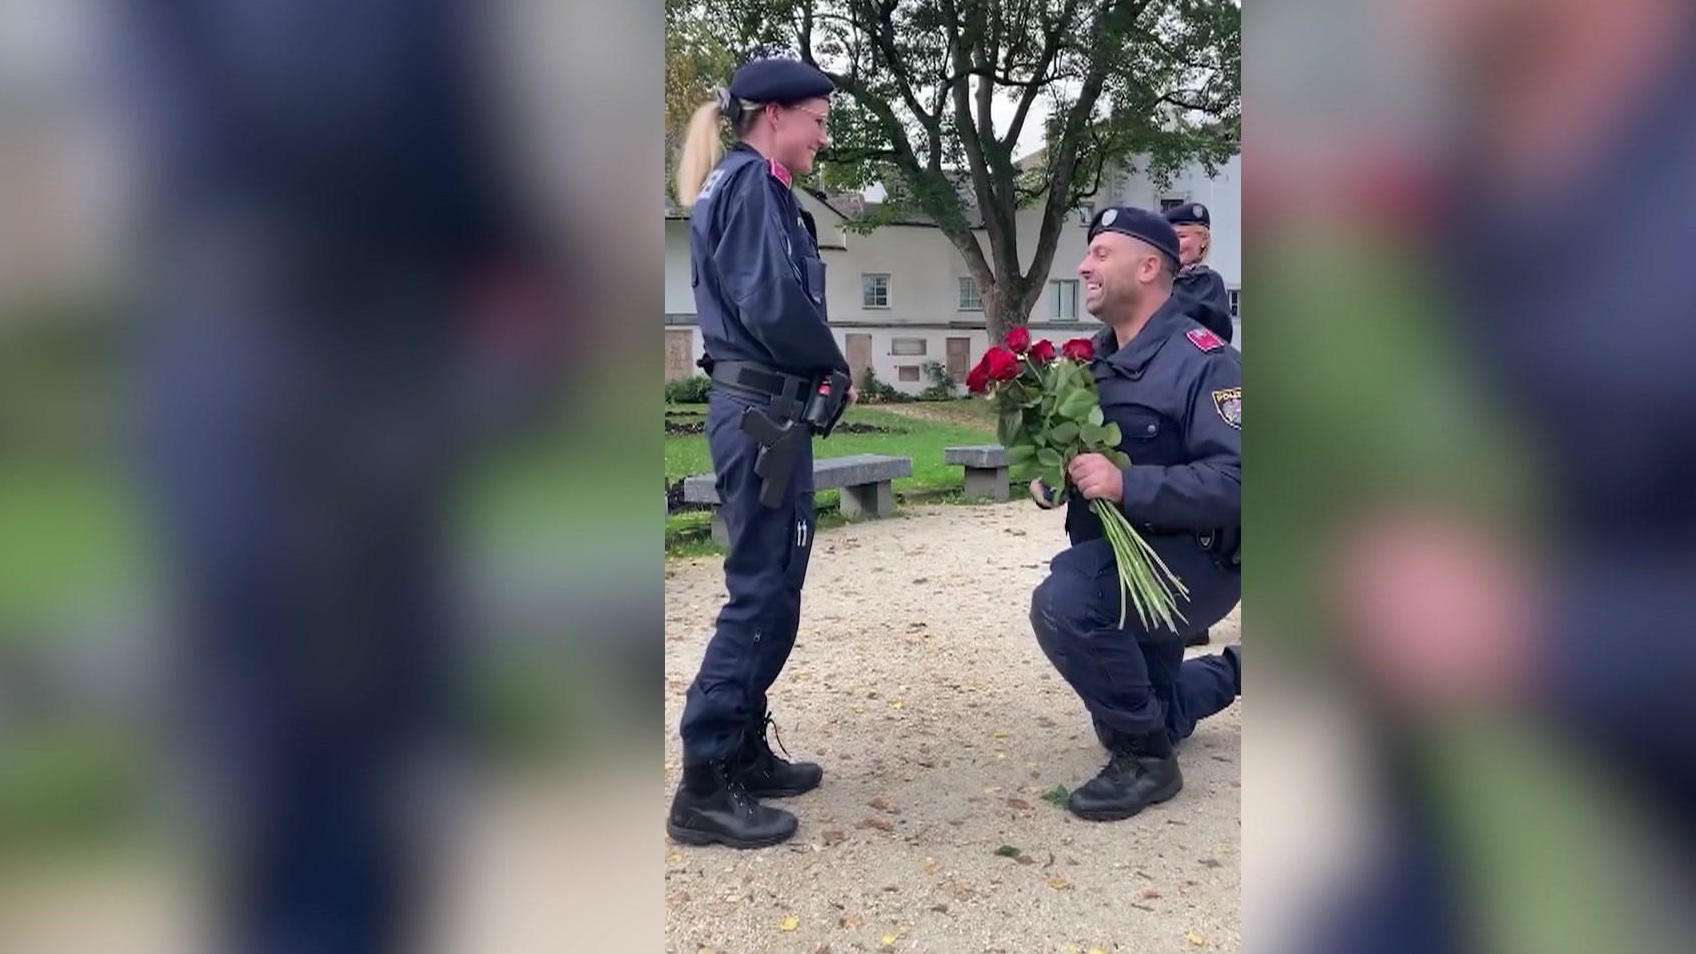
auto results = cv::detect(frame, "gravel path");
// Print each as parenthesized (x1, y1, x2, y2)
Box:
(665, 501, 1242, 954)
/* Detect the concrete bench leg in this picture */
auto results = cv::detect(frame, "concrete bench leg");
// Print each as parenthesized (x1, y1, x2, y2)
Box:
(840, 480, 895, 520)
(963, 465, 1010, 501)
(711, 511, 730, 548)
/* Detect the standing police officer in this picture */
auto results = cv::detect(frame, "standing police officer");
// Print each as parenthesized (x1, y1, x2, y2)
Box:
(667, 59, 850, 848)
(1164, 201, 1233, 648)
(1166, 202, 1234, 344)
(1029, 207, 1242, 821)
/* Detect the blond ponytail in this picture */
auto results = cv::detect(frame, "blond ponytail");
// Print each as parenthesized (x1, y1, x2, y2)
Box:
(675, 100, 726, 205)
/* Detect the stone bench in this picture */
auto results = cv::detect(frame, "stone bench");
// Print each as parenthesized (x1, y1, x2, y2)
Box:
(682, 453, 914, 546)
(944, 444, 1011, 501)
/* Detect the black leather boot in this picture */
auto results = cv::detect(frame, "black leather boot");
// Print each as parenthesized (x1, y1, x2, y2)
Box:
(1067, 730, 1183, 821)
(1186, 628, 1212, 647)
(729, 715, 823, 798)
(667, 761, 798, 848)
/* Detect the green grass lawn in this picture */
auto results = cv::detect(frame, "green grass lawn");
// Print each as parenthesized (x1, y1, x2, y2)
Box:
(665, 400, 998, 553)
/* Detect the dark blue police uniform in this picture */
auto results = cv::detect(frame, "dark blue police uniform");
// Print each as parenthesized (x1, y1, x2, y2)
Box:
(1031, 295, 1242, 752)
(1165, 203, 1235, 343)
(678, 144, 848, 764)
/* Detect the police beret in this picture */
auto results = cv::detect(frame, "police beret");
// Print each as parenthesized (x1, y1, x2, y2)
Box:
(1087, 206, 1181, 266)
(729, 58, 835, 104)
(1164, 202, 1210, 228)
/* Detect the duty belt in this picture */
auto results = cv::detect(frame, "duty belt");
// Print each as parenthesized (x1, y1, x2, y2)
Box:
(708, 359, 813, 419)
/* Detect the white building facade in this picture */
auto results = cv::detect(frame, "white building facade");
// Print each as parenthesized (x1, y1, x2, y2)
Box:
(665, 156, 1242, 392)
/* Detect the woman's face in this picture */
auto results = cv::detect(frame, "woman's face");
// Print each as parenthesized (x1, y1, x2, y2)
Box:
(1175, 224, 1210, 266)
(766, 97, 831, 174)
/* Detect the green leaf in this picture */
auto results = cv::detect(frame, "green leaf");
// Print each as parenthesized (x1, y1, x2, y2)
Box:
(1040, 785, 1069, 805)
(1106, 449, 1132, 468)
(1058, 390, 1096, 421)
(994, 845, 1022, 858)
(1036, 448, 1062, 468)
(1040, 465, 1064, 490)
(1050, 421, 1079, 444)
(1080, 423, 1107, 446)
(1006, 444, 1036, 465)
(1087, 406, 1105, 427)
(998, 410, 1023, 446)
(1102, 422, 1122, 446)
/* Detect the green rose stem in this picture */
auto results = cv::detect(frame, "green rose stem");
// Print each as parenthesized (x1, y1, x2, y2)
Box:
(1090, 497, 1190, 631)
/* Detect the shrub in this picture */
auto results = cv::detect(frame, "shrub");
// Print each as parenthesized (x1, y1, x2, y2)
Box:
(856, 367, 911, 404)
(665, 375, 712, 404)
(918, 361, 959, 401)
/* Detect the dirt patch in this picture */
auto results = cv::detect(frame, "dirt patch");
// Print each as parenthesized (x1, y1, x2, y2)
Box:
(664, 501, 1242, 953)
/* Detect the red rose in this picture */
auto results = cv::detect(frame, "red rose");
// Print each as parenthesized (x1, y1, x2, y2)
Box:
(1004, 326, 1032, 354)
(1028, 339, 1057, 364)
(966, 356, 991, 394)
(1062, 337, 1095, 362)
(983, 346, 1021, 381)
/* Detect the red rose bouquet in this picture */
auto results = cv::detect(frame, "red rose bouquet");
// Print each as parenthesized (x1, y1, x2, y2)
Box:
(967, 328, 1189, 630)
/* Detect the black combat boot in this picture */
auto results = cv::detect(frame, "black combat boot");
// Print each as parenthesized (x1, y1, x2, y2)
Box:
(1186, 628, 1211, 648)
(728, 715, 823, 798)
(1067, 729, 1183, 821)
(667, 761, 798, 849)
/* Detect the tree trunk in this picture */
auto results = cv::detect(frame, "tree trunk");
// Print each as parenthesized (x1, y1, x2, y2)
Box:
(984, 277, 1041, 343)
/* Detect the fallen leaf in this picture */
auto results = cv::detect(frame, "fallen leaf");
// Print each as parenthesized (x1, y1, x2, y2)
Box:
(821, 829, 847, 846)
(1142, 889, 1162, 900)
(667, 852, 684, 864)
(923, 857, 941, 875)
(1089, 949, 1109, 954)
(1015, 854, 1036, 866)
(840, 913, 864, 929)
(667, 890, 690, 905)
(1199, 858, 1223, 869)
(890, 700, 905, 709)
(857, 817, 895, 833)
(879, 935, 898, 948)
(1006, 798, 1033, 811)
(1041, 785, 1069, 804)
(779, 916, 800, 932)
(993, 730, 1010, 739)
(1187, 931, 1206, 946)
(1047, 875, 1073, 891)
(869, 798, 896, 813)
(930, 904, 949, 914)
(993, 844, 1022, 858)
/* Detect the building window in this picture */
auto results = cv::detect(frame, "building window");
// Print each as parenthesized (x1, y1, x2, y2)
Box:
(1077, 203, 1096, 226)
(897, 365, 921, 382)
(1159, 196, 1189, 211)
(891, 337, 927, 356)
(1050, 279, 1079, 320)
(862, 273, 891, 308)
(1228, 288, 1241, 318)
(957, 276, 982, 310)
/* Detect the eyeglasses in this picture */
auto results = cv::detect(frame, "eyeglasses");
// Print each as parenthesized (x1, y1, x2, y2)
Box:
(790, 104, 830, 134)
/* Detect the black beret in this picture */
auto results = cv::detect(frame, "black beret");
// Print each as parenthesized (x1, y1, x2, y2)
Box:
(729, 58, 835, 104)
(1164, 202, 1210, 228)
(1087, 206, 1181, 266)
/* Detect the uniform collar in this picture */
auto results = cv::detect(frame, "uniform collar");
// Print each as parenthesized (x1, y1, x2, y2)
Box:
(730, 141, 793, 187)
(1091, 294, 1187, 378)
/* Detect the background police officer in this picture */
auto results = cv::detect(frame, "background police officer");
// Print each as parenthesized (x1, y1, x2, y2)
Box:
(667, 59, 849, 848)
(1164, 201, 1232, 648)
(1028, 207, 1242, 821)
(1166, 202, 1234, 344)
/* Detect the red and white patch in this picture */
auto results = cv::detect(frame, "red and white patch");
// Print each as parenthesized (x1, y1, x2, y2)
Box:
(767, 158, 793, 187)
(1186, 327, 1225, 352)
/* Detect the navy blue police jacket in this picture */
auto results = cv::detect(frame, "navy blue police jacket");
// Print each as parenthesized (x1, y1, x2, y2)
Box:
(689, 143, 849, 376)
(1064, 294, 1243, 549)
(1172, 265, 1234, 343)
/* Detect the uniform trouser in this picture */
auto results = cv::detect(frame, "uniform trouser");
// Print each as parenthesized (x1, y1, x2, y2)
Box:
(1029, 535, 1241, 748)
(679, 391, 817, 763)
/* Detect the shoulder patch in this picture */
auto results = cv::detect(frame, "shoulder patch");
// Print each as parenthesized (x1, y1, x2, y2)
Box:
(1212, 387, 1241, 429)
(1186, 327, 1225, 352)
(767, 158, 793, 187)
(694, 168, 729, 204)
